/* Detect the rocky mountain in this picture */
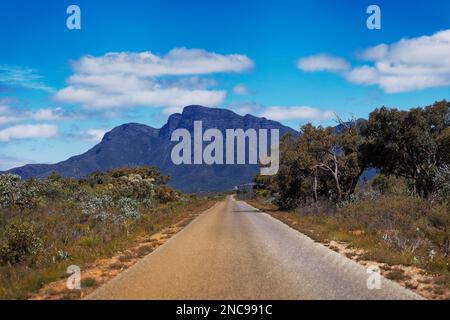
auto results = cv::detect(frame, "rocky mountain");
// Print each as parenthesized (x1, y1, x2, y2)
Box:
(4, 105, 297, 192)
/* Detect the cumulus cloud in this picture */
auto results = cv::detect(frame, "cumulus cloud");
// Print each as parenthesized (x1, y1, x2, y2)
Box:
(233, 84, 249, 95)
(0, 106, 20, 125)
(80, 129, 106, 142)
(72, 49, 254, 76)
(29, 108, 72, 121)
(55, 48, 254, 111)
(260, 106, 335, 121)
(56, 85, 226, 110)
(0, 124, 58, 142)
(0, 105, 77, 125)
(297, 54, 350, 72)
(0, 65, 54, 92)
(297, 29, 450, 93)
(229, 103, 335, 121)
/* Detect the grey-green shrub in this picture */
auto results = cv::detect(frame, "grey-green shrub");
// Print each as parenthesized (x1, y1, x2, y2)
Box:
(0, 220, 42, 265)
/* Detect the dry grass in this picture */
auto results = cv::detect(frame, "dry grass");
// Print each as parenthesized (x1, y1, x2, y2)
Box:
(248, 197, 450, 300)
(0, 198, 215, 300)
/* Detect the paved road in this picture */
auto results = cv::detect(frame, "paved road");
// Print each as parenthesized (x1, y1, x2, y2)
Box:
(88, 196, 422, 300)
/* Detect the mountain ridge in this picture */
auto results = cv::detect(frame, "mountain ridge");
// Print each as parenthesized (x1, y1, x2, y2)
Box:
(3, 105, 297, 192)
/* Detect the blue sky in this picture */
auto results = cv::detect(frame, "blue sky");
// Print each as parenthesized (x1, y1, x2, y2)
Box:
(1, 0, 450, 169)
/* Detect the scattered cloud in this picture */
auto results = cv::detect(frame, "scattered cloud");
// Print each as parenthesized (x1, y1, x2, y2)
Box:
(0, 105, 78, 126)
(297, 29, 450, 93)
(260, 106, 335, 121)
(0, 65, 54, 92)
(55, 48, 254, 112)
(297, 54, 350, 72)
(28, 108, 78, 121)
(71, 49, 254, 76)
(79, 129, 106, 142)
(229, 103, 335, 121)
(233, 84, 249, 95)
(0, 105, 21, 125)
(56, 85, 226, 111)
(0, 124, 58, 142)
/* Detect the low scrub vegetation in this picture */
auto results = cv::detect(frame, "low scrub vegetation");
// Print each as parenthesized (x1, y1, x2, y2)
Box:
(0, 167, 203, 299)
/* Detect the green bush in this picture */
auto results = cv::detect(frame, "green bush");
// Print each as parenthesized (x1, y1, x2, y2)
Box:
(0, 174, 39, 209)
(0, 220, 42, 265)
(433, 165, 450, 202)
(425, 202, 450, 256)
(371, 174, 408, 195)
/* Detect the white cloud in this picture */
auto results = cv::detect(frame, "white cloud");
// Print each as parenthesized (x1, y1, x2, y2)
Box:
(72, 49, 254, 77)
(0, 124, 58, 142)
(297, 54, 350, 72)
(0, 106, 20, 125)
(55, 48, 254, 112)
(298, 29, 450, 93)
(260, 106, 335, 121)
(56, 85, 226, 110)
(81, 129, 106, 142)
(0, 65, 54, 92)
(233, 84, 249, 95)
(29, 108, 69, 121)
(0, 106, 76, 125)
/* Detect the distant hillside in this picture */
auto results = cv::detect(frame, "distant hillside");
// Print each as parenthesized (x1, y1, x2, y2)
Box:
(4, 105, 297, 192)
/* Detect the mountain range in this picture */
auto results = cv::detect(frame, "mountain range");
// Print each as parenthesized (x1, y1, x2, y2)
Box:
(3, 106, 296, 192)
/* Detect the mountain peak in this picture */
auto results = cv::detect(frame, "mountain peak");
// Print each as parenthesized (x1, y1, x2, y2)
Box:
(103, 122, 159, 141)
(3, 105, 297, 192)
(181, 105, 238, 118)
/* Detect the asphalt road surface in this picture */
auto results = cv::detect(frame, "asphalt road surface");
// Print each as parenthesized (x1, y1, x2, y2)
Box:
(88, 196, 422, 300)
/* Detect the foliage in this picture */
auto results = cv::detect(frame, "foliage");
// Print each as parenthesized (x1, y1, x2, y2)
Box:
(432, 165, 450, 202)
(425, 202, 450, 257)
(266, 121, 366, 209)
(0, 166, 206, 299)
(0, 166, 176, 267)
(258, 100, 449, 209)
(0, 220, 42, 265)
(371, 174, 408, 195)
(0, 174, 40, 209)
(361, 100, 450, 197)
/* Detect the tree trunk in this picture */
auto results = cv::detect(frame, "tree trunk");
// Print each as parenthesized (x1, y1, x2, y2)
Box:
(312, 171, 318, 203)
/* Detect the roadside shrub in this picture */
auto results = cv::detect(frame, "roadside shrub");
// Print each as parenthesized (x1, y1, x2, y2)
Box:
(112, 174, 155, 200)
(371, 174, 408, 195)
(80, 195, 114, 221)
(425, 202, 450, 256)
(0, 220, 42, 265)
(155, 186, 178, 204)
(433, 165, 450, 202)
(141, 198, 154, 209)
(116, 198, 140, 220)
(0, 174, 39, 209)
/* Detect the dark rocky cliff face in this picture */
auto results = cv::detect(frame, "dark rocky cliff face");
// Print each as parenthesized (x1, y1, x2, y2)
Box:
(4, 106, 297, 193)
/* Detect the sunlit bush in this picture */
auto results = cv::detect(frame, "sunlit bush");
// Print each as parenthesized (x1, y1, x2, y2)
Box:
(433, 165, 450, 202)
(0, 174, 39, 209)
(0, 220, 42, 265)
